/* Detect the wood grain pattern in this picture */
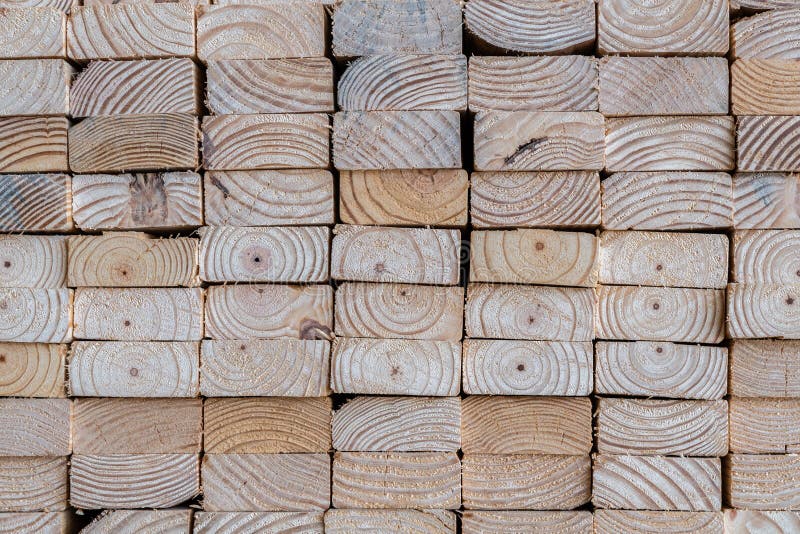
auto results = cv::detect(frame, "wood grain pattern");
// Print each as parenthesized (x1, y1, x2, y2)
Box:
(593, 455, 721, 512)
(738, 116, 800, 172)
(595, 341, 727, 400)
(0, 174, 72, 233)
(331, 225, 459, 285)
(730, 339, 800, 397)
(0, 8, 65, 59)
(730, 398, 800, 453)
(332, 452, 460, 509)
(332, 338, 460, 396)
(204, 397, 331, 453)
(333, 111, 461, 170)
(595, 511, 722, 534)
(732, 59, 800, 115)
(335, 283, 463, 341)
(605, 116, 735, 172)
(0, 236, 66, 288)
(726, 454, 800, 510)
(462, 511, 592, 534)
(733, 230, 800, 283)
(0, 399, 70, 455)
(0, 512, 72, 534)
(195, 512, 324, 534)
(0, 60, 70, 116)
(462, 396, 591, 455)
(202, 453, 330, 511)
(733, 172, 800, 229)
(465, 283, 595, 341)
(326, 510, 454, 534)
(462, 454, 591, 510)
(0, 457, 67, 512)
(732, 0, 800, 10)
(206, 285, 332, 340)
(0, 289, 71, 343)
(81, 510, 191, 534)
(724, 510, 800, 533)
(0, 117, 67, 172)
(0, 343, 65, 398)
(0, 0, 73, 10)
(474, 111, 604, 171)
(597, 286, 725, 343)
(339, 55, 467, 111)
(601, 171, 733, 230)
(732, 9, 800, 60)
(728, 283, 800, 339)
(200, 339, 329, 397)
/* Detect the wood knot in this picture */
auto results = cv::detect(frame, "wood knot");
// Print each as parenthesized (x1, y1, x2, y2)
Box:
(527, 316, 535, 324)
(390, 366, 400, 376)
(787, 296, 795, 306)
(652, 303, 660, 310)
(124, 320, 131, 327)
(655, 264, 663, 271)
(0, 354, 5, 363)
(2, 261, 10, 268)
(535, 242, 544, 251)
(656, 347, 663, 354)
(517, 364, 525, 371)
(299, 318, 332, 340)
(239, 344, 246, 351)
(129, 368, 138, 377)
(796, 269, 800, 277)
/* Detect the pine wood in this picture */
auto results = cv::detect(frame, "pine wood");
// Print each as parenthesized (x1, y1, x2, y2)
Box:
(600, 57, 728, 116)
(199, 226, 329, 283)
(0, 174, 72, 233)
(733, 230, 800, 283)
(731, 0, 800, 10)
(197, 4, 325, 61)
(333, 111, 461, 170)
(470, 229, 597, 286)
(71, 58, 199, 117)
(0, 512, 72, 534)
(728, 283, 800, 339)
(0, 117, 68, 172)
(207, 59, 333, 114)
(338, 55, 467, 111)
(595, 341, 727, 400)
(335, 283, 463, 341)
(0, 343, 66, 398)
(597, 0, 728, 55)
(474, 111, 604, 171)
(81, 510, 191, 534)
(326, 510, 455, 534)
(732, 60, 800, 115)
(597, 286, 725, 343)
(462, 396, 591, 454)
(730, 398, 800, 453)
(200, 339, 330, 397)
(0, 457, 67, 512)
(595, 511, 723, 534)
(468, 56, 598, 112)
(331, 338, 460, 396)
(0, 0, 73, 10)
(462, 454, 591, 510)
(332, 452, 460, 509)
(195, 512, 324, 534)
(724, 510, 800, 532)
(733, 172, 800, 229)
(206, 285, 332, 340)
(331, 225, 460, 285)
(602, 171, 733, 230)
(605, 116, 735, 172)
(202, 453, 330, 511)
(72, 173, 202, 231)
(0, 8, 65, 59)
(204, 397, 331, 453)
(471, 171, 600, 228)
(465, 283, 595, 341)
(599, 231, 728, 288)
(0, 236, 66, 288)
(738, 116, 800, 172)
(732, 9, 800, 60)
(70, 454, 199, 509)
(0, 399, 70, 455)
(332, 396, 459, 452)
(726, 454, 800, 510)
(332, 0, 462, 57)
(462, 511, 592, 534)
(69, 114, 198, 173)
(0, 60, 70, 116)
(730, 339, 800, 397)
(340, 170, 468, 227)
(69, 341, 198, 397)
(0, 288, 71, 343)
(593, 455, 721, 511)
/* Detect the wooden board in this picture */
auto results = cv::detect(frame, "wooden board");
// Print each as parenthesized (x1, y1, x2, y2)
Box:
(468, 56, 598, 112)
(738, 116, 800, 172)
(332, 396, 460, 452)
(0, 512, 73, 534)
(331, 225, 460, 285)
(70, 58, 199, 117)
(204, 397, 331, 453)
(470, 229, 597, 286)
(0, 59, 70, 116)
(732, 0, 800, 10)
(732, 60, 800, 115)
(464, 0, 594, 54)
(599, 231, 728, 288)
(605, 116, 735, 172)
(733, 230, 800, 283)
(332, 0, 462, 57)
(0, 117, 68, 172)
(473, 111, 604, 171)
(462, 396, 591, 454)
(202, 453, 330, 511)
(333, 111, 461, 170)
(331, 338, 460, 396)
(730, 398, 800, 453)
(724, 510, 800, 533)
(202, 113, 328, 170)
(0, 457, 67, 512)
(72, 173, 202, 231)
(206, 284, 332, 340)
(0, 343, 66, 398)
(0, 288, 71, 343)
(340, 170, 468, 227)
(733, 172, 800, 229)
(726, 454, 800, 510)
(0, 8, 65, 59)
(0, 174, 72, 233)
(195, 512, 324, 534)
(597, 0, 728, 55)
(0, 399, 70, 456)
(207, 59, 333, 114)
(338, 55, 467, 111)
(332, 452, 460, 509)
(596, 286, 725, 343)
(595, 511, 722, 534)
(200, 339, 329, 397)
(205, 170, 334, 226)
(601, 171, 733, 230)
(196, 5, 325, 61)
(462, 454, 591, 510)
(335, 283, 463, 341)
(70, 454, 199, 509)
(465, 283, 595, 341)
(81, 510, 191, 534)
(0, 235, 66, 288)
(595, 341, 727, 400)
(68, 5, 194, 61)
(599, 57, 728, 116)
(593, 455, 721, 511)
(728, 283, 800, 339)
(326, 510, 455, 534)
(732, 10, 800, 60)
(199, 226, 329, 283)
(730, 340, 800, 398)
(462, 511, 592, 534)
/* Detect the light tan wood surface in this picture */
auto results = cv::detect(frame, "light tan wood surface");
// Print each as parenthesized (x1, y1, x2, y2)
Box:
(732, 59, 800, 115)
(0, 512, 73, 534)
(730, 398, 800, 453)
(733, 230, 800, 283)
(0, 235, 66, 288)
(0, 117, 68, 172)
(0, 8, 65, 59)
(733, 172, 800, 229)
(0, 343, 66, 398)
(0, 288, 72, 343)
(0, 457, 67, 512)
(732, 9, 800, 60)
(738, 116, 800, 172)
(726, 454, 800, 510)
(730, 340, 800, 398)
(595, 511, 723, 534)
(462, 511, 592, 534)
(80, 510, 191, 534)
(0, 399, 70, 456)
(0, 174, 72, 233)
(728, 283, 800, 339)
(325, 510, 455, 534)
(0, 60, 70, 116)
(195, 512, 324, 534)
(724, 510, 800, 533)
